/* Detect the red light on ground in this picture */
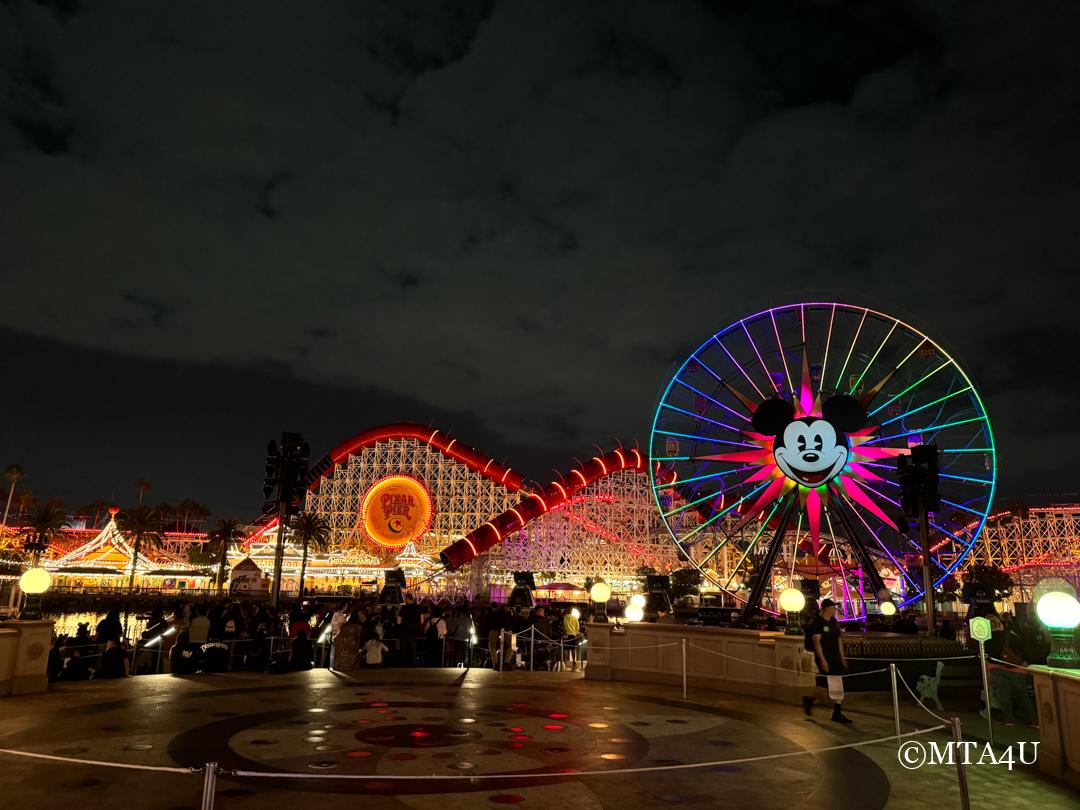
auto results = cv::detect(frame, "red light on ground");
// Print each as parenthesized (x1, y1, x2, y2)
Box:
(543, 724, 563, 731)
(346, 750, 373, 758)
(410, 730, 430, 738)
(548, 713, 568, 719)
(509, 742, 525, 749)
(511, 734, 530, 740)
(508, 727, 523, 733)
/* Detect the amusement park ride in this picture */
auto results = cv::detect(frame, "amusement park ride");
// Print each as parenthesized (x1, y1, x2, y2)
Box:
(10, 301, 1079, 610)
(649, 303, 998, 620)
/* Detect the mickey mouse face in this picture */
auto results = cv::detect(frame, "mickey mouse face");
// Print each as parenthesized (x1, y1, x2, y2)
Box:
(774, 419, 848, 487)
(751, 394, 867, 489)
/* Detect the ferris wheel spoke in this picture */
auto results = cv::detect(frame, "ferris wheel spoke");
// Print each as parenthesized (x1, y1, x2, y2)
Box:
(869, 414, 988, 444)
(833, 306, 868, 392)
(858, 339, 927, 409)
(818, 303, 837, 396)
(848, 318, 900, 395)
(712, 338, 767, 401)
(652, 466, 747, 490)
(660, 402, 744, 433)
(678, 479, 773, 539)
(770, 308, 795, 396)
(837, 494, 922, 591)
(867, 360, 954, 417)
(740, 497, 799, 620)
(830, 498, 888, 599)
(675, 378, 752, 423)
(878, 386, 975, 427)
(654, 429, 757, 449)
(741, 321, 780, 395)
(940, 498, 989, 518)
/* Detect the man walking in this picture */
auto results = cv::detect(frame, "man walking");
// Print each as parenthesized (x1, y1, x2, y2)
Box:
(803, 598, 852, 723)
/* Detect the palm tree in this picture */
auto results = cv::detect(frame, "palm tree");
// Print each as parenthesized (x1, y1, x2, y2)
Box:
(2, 464, 25, 530)
(175, 498, 206, 533)
(19, 498, 68, 564)
(77, 498, 111, 529)
(135, 479, 151, 505)
(205, 519, 244, 594)
(116, 504, 162, 595)
(291, 511, 331, 597)
(15, 489, 35, 518)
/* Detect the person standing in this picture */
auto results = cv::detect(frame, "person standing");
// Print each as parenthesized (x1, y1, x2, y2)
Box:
(563, 608, 581, 672)
(803, 599, 851, 723)
(397, 593, 421, 666)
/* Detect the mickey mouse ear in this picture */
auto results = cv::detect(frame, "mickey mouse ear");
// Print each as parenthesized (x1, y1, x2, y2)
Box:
(822, 395, 867, 432)
(752, 398, 795, 435)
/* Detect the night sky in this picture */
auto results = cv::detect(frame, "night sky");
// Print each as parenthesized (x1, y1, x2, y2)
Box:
(2, 1, 1078, 519)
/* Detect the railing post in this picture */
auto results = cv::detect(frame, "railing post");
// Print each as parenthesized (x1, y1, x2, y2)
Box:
(890, 663, 901, 745)
(529, 626, 535, 672)
(200, 761, 218, 810)
(499, 629, 505, 677)
(681, 638, 688, 700)
(977, 639, 994, 747)
(951, 718, 971, 810)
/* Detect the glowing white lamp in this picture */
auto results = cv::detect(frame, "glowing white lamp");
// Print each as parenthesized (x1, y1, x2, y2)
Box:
(19, 567, 51, 595)
(1036, 590, 1080, 668)
(624, 605, 644, 622)
(570, 607, 581, 620)
(778, 587, 805, 613)
(630, 593, 646, 608)
(879, 600, 897, 616)
(590, 582, 612, 603)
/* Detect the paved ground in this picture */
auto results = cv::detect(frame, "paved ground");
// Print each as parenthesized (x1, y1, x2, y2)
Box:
(0, 669, 1074, 809)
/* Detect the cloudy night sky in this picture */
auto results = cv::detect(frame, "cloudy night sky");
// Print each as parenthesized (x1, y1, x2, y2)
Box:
(1, 0, 1077, 519)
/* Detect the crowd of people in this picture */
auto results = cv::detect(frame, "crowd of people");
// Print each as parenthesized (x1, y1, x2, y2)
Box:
(45, 594, 594, 679)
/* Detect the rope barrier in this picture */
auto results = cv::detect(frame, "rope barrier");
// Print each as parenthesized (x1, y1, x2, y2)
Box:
(895, 669, 951, 725)
(987, 657, 1032, 672)
(846, 654, 977, 662)
(687, 642, 887, 678)
(598, 641, 681, 651)
(0, 748, 200, 774)
(226, 724, 947, 781)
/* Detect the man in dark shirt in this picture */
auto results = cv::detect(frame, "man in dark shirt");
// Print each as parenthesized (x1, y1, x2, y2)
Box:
(397, 593, 421, 666)
(802, 599, 851, 723)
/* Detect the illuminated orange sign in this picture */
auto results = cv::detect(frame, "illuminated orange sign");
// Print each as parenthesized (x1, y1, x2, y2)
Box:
(360, 475, 433, 549)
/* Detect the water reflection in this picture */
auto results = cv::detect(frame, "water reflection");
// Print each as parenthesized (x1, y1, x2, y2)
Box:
(47, 611, 150, 641)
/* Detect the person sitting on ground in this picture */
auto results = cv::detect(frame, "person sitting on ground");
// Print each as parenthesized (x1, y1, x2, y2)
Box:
(188, 609, 211, 644)
(58, 648, 93, 681)
(363, 636, 389, 668)
(94, 637, 129, 678)
(289, 630, 314, 671)
(289, 609, 312, 640)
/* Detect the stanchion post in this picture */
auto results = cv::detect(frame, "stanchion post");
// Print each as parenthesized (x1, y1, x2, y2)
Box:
(200, 761, 219, 810)
(951, 717, 971, 810)
(977, 639, 994, 747)
(499, 628, 505, 678)
(529, 626, 535, 672)
(681, 637, 688, 700)
(890, 663, 901, 745)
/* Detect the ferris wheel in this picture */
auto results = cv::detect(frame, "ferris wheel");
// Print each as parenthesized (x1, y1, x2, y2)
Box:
(648, 303, 996, 619)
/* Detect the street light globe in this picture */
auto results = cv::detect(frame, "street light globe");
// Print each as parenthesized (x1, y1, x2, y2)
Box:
(630, 593, 646, 608)
(1036, 590, 1080, 630)
(879, 600, 897, 616)
(590, 582, 611, 603)
(778, 587, 805, 613)
(570, 607, 581, 620)
(19, 567, 51, 595)
(624, 605, 644, 622)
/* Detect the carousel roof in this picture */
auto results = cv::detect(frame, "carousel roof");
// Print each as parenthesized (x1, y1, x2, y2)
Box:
(46, 517, 188, 575)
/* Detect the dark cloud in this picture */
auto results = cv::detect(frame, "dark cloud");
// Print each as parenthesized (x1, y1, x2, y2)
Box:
(0, 0, 1077, 512)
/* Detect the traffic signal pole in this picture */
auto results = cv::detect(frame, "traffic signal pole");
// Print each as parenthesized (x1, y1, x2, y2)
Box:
(270, 498, 289, 610)
(918, 495, 937, 638)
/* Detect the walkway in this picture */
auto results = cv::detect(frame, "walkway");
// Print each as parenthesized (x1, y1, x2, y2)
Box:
(0, 669, 1074, 809)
